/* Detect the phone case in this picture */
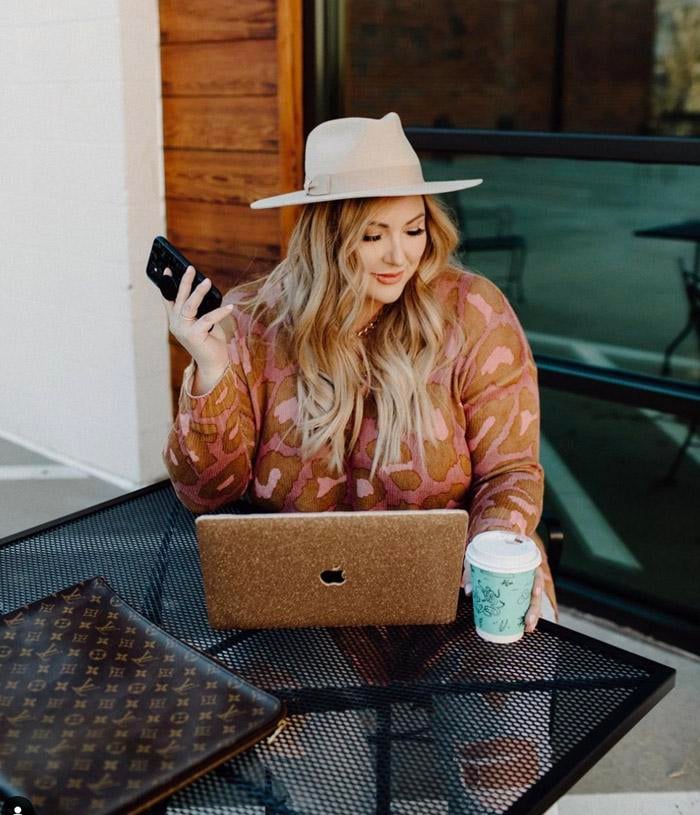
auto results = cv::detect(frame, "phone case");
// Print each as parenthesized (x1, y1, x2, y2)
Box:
(146, 235, 222, 320)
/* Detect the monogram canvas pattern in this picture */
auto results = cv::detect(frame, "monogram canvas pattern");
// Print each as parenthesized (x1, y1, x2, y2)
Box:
(0, 577, 283, 814)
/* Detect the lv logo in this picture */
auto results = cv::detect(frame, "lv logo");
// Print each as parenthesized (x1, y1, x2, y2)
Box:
(217, 703, 240, 721)
(60, 588, 83, 603)
(87, 773, 117, 792)
(6, 710, 33, 725)
(36, 643, 59, 661)
(131, 652, 156, 665)
(173, 678, 196, 695)
(71, 677, 98, 696)
(44, 739, 72, 754)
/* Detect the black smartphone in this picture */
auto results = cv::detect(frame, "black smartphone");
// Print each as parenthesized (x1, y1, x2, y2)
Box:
(146, 235, 222, 320)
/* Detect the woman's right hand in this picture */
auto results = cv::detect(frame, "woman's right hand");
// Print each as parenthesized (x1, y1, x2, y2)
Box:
(162, 265, 234, 377)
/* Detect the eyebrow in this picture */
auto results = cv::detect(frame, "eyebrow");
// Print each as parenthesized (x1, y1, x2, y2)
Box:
(368, 212, 426, 228)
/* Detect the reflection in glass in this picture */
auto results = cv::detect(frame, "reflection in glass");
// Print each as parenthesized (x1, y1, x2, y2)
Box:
(421, 151, 700, 387)
(339, 0, 700, 136)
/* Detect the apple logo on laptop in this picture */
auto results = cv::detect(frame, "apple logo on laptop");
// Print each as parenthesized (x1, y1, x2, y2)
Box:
(320, 566, 347, 586)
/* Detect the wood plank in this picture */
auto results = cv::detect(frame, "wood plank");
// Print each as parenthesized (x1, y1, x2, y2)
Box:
(164, 148, 280, 205)
(166, 199, 280, 260)
(169, 338, 190, 382)
(163, 96, 278, 151)
(179, 249, 278, 286)
(277, 0, 304, 254)
(159, 0, 275, 42)
(162, 40, 277, 97)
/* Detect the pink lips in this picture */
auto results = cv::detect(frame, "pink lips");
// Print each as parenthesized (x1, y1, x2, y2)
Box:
(374, 271, 404, 284)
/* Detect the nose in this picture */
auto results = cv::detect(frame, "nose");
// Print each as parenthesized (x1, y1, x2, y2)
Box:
(383, 233, 408, 267)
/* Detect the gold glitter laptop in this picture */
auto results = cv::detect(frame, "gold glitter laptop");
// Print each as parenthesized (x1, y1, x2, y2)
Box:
(195, 509, 469, 629)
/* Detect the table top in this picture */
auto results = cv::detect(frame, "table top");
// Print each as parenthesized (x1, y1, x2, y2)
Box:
(0, 481, 675, 815)
(634, 220, 700, 242)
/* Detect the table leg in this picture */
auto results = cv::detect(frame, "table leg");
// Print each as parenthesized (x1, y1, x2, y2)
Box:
(657, 417, 698, 485)
(661, 258, 700, 376)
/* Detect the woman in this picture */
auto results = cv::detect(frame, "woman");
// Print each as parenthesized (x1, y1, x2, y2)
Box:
(161, 111, 560, 814)
(161, 111, 556, 624)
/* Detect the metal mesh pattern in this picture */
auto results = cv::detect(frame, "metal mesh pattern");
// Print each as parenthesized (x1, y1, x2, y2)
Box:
(0, 483, 670, 814)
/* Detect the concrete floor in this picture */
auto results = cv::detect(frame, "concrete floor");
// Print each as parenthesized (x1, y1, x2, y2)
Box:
(0, 435, 697, 814)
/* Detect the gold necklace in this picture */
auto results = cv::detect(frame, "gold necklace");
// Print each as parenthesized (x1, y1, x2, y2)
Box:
(356, 309, 383, 338)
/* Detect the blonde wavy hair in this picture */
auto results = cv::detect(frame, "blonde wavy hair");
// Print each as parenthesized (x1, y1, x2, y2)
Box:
(229, 194, 468, 480)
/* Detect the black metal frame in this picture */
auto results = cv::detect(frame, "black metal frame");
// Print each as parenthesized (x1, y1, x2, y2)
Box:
(0, 479, 167, 550)
(510, 630, 675, 814)
(535, 354, 700, 420)
(407, 128, 700, 164)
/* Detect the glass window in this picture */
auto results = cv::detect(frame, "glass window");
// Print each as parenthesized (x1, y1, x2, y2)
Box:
(541, 388, 699, 618)
(421, 151, 700, 387)
(339, 0, 700, 137)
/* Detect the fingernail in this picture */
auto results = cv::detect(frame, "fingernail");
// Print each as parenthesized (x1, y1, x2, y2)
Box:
(526, 614, 535, 626)
(534, 586, 542, 596)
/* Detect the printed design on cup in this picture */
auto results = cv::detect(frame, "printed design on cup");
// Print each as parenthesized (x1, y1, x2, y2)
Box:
(476, 584, 505, 617)
(465, 531, 542, 643)
(470, 564, 537, 641)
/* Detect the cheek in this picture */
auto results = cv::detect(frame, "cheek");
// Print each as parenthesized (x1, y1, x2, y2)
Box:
(415, 236, 428, 258)
(357, 244, 379, 271)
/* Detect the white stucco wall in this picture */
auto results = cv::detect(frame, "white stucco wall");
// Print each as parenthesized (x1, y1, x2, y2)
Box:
(0, 1, 171, 487)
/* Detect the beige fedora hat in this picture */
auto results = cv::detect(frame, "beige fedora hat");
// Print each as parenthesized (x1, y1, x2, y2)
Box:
(250, 111, 482, 209)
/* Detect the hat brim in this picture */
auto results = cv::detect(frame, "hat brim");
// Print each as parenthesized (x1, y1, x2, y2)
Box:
(249, 178, 483, 209)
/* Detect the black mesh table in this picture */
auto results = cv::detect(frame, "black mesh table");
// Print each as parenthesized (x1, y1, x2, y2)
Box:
(0, 481, 675, 815)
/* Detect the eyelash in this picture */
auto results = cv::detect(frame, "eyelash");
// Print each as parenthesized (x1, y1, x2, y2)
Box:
(362, 227, 426, 242)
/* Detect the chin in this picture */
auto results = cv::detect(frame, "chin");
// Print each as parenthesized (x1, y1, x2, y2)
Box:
(372, 288, 404, 304)
(367, 278, 412, 305)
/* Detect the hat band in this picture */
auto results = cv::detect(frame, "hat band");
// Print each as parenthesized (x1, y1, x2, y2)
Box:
(303, 164, 425, 197)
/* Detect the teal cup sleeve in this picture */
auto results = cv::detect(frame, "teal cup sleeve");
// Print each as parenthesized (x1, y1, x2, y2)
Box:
(470, 564, 536, 639)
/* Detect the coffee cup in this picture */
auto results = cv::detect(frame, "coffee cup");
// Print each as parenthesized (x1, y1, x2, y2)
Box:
(465, 531, 542, 643)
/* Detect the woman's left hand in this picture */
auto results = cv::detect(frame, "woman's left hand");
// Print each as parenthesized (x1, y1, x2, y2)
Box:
(524, 566, 545, 633)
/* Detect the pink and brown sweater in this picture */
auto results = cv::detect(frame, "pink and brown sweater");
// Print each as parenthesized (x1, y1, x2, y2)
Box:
(163, 268, 556, 609)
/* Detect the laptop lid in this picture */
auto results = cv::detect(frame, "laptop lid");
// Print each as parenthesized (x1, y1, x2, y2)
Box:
(195, 509, 469, 629)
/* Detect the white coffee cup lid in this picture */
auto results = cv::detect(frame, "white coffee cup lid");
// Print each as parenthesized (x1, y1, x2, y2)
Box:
(466, 530, 541, 574)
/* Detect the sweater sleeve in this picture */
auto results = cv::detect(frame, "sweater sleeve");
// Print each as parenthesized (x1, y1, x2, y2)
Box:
(162, 306, 261, 514)
(458, 276, 545, 543)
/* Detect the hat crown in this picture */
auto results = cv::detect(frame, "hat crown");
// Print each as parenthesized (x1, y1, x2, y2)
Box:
(248, 110, 483, 208)
(305, 112, 422, 179)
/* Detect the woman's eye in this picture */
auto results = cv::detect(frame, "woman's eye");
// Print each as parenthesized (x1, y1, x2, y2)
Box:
(362, 227, 425, 242)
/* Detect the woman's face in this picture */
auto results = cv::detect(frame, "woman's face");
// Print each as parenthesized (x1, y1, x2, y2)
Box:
(355, 195, 427, 320)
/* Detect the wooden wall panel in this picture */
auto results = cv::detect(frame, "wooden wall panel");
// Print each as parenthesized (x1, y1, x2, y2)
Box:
(159, 0, 275, 42)
(166, 200, 279, 259)
(164, 149, 280, 205)
(162, 97, 278, 151)
(277, 0, 303, 255)
(161, 40, 277, 96)
(158, 0, 304, 412)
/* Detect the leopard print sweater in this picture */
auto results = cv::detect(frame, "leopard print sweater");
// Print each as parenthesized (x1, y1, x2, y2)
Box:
(163, 268, 556, 612)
